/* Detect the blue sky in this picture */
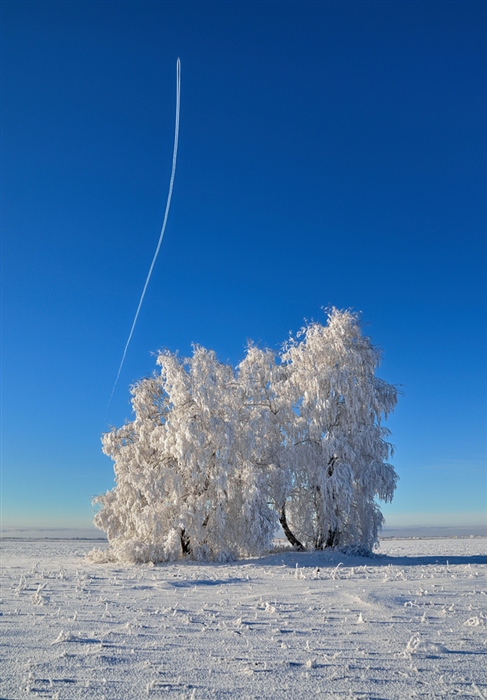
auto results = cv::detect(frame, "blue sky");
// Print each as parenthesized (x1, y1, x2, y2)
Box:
(2, 0, 486, 535)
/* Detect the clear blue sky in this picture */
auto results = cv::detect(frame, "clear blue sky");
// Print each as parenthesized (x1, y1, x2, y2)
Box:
(1, 0, 486, 534)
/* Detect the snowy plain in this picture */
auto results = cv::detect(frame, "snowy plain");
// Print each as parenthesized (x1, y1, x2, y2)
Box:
(1, 537, 486, 699)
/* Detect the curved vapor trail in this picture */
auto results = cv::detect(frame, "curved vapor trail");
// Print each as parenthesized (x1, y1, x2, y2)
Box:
(108, 58, 181, 409)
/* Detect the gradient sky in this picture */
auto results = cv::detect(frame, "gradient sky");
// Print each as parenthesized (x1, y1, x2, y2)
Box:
(2, 0, 486, 534)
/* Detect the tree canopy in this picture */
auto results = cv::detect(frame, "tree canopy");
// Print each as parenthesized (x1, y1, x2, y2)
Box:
(92, 309, 398, 563)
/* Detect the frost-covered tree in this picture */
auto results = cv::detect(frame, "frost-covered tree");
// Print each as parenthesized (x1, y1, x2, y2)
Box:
(277, 309, 398, 551)
(92, 308, 398, 562)
(92, 346, 278, 563)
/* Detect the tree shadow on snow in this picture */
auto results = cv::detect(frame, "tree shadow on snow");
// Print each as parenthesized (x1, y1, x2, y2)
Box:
(244, 549, 487, 569)
(170, 577, 248, 587)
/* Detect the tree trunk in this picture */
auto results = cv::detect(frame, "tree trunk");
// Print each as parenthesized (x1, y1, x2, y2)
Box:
(180, 528, 191, 555)
(279, 506, 305, 551)
(313, 485, 325, 549)
(326, 528, 338, 548)
(325, 456, 339, 548)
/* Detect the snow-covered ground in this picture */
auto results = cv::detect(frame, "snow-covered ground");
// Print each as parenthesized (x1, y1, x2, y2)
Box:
(1, 538, 486, 699)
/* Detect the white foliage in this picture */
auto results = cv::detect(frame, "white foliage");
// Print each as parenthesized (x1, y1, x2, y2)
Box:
(93, 308, 398, 562)
(278, 308, 398, 551)
(94, 346, 277, 563)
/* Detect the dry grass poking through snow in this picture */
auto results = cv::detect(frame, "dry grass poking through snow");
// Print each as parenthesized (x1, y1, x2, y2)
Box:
(1, 537, 486, 699)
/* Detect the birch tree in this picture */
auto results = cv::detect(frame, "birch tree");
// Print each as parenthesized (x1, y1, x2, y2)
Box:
(93, 346, 277, 563)
(278, 309, 398, 551)
(92, 308, 398, 562)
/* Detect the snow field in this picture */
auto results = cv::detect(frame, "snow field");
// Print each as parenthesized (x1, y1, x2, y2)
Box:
(1, 538, 486, 699)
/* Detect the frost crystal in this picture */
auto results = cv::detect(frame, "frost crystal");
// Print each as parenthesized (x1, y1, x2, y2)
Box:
(93, 309, 398, 562)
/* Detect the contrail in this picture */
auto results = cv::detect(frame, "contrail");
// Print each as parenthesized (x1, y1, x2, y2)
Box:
(108, 58, 181, 409)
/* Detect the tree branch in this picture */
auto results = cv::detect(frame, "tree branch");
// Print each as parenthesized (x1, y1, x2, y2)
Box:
(279, 505, 305, 551)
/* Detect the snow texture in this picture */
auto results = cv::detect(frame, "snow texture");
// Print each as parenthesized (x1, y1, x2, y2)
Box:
(1, 537, 486, 698)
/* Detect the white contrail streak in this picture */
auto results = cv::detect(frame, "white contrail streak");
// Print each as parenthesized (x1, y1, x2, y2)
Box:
(108, 58, 181, 409)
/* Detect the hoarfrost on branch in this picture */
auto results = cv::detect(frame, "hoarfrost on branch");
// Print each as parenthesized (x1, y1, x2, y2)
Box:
(93, 309, 398, 563)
